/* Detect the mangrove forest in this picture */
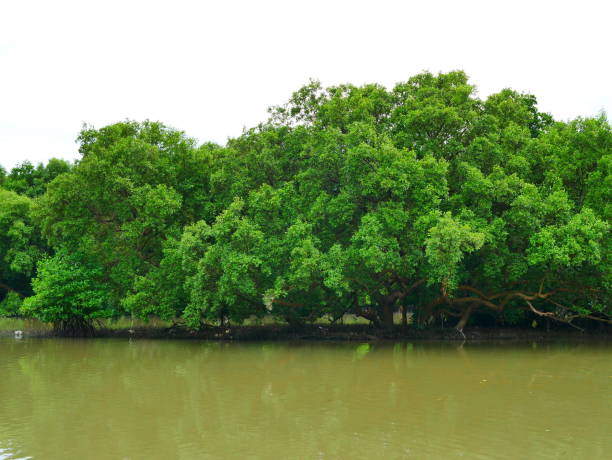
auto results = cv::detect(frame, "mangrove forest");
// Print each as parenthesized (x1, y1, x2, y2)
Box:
(1, 71, 610, 336)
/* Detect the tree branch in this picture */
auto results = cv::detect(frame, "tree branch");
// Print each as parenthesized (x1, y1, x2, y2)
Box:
(0, 282, 24, 297)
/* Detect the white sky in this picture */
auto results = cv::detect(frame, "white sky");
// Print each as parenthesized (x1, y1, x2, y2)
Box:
(1, 0, 610, 170)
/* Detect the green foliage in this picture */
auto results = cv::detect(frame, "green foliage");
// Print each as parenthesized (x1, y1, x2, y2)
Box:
(0, 292, 22, 317)
(34, 121, 217, 306)
(0, 188, 46, 304)
(6, 71, 611, 333)
(21, 251, 114, 333)
(425, 213, 485, 292)
(3, 159, 71, 197)
(0, 189, 42, 276)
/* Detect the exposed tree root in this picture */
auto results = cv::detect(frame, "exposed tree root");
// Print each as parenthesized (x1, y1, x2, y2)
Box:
(53, 318, 96, 337)
(424, 284, 610, 333)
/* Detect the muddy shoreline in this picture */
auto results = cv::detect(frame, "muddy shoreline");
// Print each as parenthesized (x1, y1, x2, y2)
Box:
(2, 324, 610, 341)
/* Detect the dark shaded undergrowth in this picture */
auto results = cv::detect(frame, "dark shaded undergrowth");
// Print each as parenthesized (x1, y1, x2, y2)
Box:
(4, 323, 609, 342)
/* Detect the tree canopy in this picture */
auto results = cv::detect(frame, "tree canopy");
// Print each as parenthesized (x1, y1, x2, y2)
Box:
(2, 71, 610, 334)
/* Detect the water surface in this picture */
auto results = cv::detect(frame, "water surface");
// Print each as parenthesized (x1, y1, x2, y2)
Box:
(1, 339, 610, 459)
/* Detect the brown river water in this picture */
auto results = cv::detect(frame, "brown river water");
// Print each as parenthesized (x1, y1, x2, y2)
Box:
(0, 338, 610, 459)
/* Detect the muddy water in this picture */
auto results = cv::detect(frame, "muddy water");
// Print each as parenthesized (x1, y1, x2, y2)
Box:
(1, 339, 610, 459)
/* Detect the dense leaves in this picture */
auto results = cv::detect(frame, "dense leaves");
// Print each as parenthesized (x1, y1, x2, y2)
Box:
(2, 159, 71, 197)
(1, 71, 610, 334)
(21, 251, 114, 336)
(0, 189, 45, 298)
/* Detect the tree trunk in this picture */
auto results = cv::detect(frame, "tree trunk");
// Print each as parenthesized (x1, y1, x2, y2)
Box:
(284, 314, 305, 329)
(401, 305, 408, 327)
(455, 305, 473, 332)
(381, 303, 394, 329)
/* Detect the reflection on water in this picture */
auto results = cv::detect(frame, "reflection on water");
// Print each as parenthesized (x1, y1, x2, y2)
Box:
(1, 339, 611, 459)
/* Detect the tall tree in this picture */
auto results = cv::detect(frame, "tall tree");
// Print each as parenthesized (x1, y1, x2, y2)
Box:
(35, 121, 219, 311)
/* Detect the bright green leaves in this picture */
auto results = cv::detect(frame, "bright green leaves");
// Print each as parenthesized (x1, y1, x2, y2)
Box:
(121, 237, 188, 321)
(0, 291, 22, 317)
(528, 208, 609, 269)
(177, 192, 326, 327)
(425, 213, 485, 292)
(270, 80, 393, 133)
(119, 184, 182, 254)
(352, 209, 405, 275)
(1, 159, 71, 198)
(584, 152, 612, 221)
(538, 115, 611, 205)
(483, 89, 553, 138)
(343, 139, 447, 207)
(21, 251, 114, 325)
(283, 220, 322, 289)
(390, 71, 480, 158)
(0, 189, 42, 277)
(34, 121, 213, 310)
(0, 189, 45, 306)
(4, 71, 610, 331)
(180, 199, 267, 326)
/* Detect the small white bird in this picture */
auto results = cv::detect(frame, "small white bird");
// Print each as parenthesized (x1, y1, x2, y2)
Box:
(14, 330, 23, 339)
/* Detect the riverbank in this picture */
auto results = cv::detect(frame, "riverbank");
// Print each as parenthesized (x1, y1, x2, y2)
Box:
(2, 323, 610, 341)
